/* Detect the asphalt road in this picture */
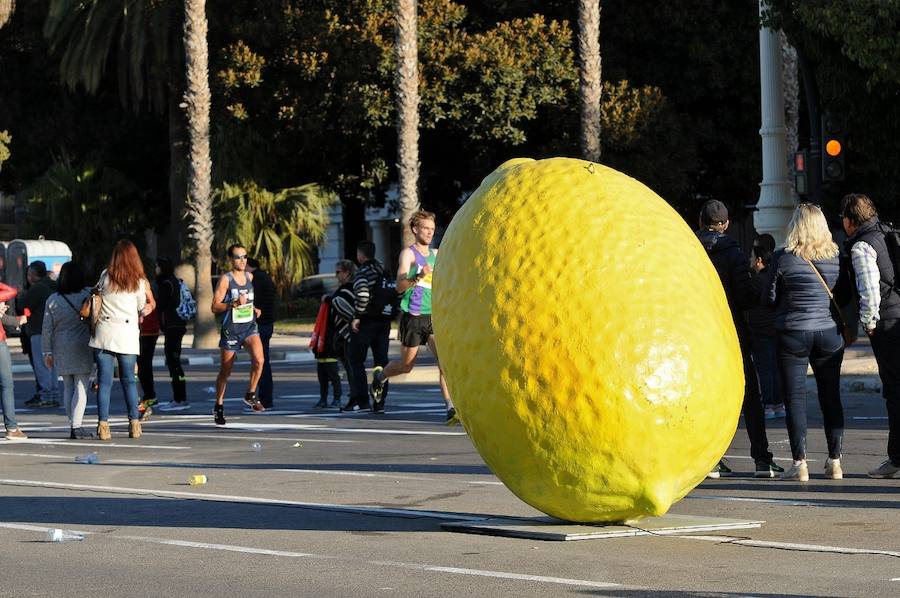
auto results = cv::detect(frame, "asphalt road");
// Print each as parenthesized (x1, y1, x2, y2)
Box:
(1, 356, 898, 597)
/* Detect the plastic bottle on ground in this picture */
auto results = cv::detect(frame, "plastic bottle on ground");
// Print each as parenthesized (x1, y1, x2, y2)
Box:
(74, 452, 98, 464)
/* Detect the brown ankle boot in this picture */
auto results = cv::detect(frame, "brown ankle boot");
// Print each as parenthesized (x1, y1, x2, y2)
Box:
(97, 421, 111, 441)
(129, 419, 141, 439)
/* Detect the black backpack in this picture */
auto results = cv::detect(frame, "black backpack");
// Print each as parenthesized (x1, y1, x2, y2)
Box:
(878, 222, 900, 295)
(365, 269, 400, 319)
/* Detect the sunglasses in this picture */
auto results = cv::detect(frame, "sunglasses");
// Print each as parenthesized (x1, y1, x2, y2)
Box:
(232, 254, 248, 260)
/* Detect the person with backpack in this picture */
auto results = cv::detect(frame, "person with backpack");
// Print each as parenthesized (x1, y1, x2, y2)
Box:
(841, 193, 900, 478)
(345, 240, 395, 412)
(41, 262, 94, 438)
(155, 257, 190, 412)
(369, 210, 457, 423)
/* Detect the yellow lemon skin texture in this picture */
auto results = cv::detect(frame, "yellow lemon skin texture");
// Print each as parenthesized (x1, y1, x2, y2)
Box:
(432, 157, 743, 523)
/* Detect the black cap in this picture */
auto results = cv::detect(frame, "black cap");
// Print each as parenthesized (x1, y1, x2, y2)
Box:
(699, 200, 729, 225)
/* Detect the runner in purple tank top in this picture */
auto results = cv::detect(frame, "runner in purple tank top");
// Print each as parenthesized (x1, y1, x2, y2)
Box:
(369, 210, 457, 424)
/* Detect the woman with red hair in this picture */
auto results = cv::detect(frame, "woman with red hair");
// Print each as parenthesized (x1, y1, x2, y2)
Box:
(89, 240, 156, 440)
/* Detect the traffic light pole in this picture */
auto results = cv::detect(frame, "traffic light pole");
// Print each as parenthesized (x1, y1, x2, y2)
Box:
(797, 49, 823, 204)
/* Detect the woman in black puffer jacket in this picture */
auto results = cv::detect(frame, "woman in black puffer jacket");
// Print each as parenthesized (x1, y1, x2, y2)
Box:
(768, 203, 850, 482)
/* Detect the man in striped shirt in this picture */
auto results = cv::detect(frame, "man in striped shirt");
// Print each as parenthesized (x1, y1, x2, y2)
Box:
(842, 193, 900, 478)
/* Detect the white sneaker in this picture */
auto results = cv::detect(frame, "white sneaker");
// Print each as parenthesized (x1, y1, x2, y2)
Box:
(158, 401, 190, 412)
(825, 458, 843, 480)
(781, 461, 809, 482)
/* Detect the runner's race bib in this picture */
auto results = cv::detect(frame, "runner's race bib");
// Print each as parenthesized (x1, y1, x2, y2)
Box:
(230, 289, 255, 324)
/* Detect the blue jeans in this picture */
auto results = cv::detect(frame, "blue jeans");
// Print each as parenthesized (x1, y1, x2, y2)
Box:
(777, 327, 845, 460)
(751, 332, 782, 406)
(0, 343, 17, 429)
(95, 350, 140, 421)
(30, 334, 59, 402)
(257, 321, 274, 407)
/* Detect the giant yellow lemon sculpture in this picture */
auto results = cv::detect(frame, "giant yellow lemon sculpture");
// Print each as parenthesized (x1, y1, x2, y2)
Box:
(432, 158, 743, 523)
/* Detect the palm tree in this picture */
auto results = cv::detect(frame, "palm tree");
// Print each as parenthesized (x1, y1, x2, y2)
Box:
(0, 0, 14, 29)
(44, 0, 188, 257)
(395, 0, 420, 248)
(214, 182, 335, 297)
(183, 0, 216, 348)
(578, 0, 602, 162)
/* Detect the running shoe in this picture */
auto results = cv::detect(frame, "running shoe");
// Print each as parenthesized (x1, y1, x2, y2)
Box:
(445, 407, 460, 426)
(24, 395, 41, 407)
(4, 428, 27, 439)
(868, 459, 900, 479)
(214, 405, 226, 427)
(243, 391, 265, 412)
(158, 401, 191, 412)
(706, 458, 732, 479)
(369, 366, 385, 405)
(754, 460, 784, 478)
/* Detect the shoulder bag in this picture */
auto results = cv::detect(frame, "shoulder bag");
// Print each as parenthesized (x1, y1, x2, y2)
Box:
(804, 258, 854, 347)
(79, 278, 104, 336)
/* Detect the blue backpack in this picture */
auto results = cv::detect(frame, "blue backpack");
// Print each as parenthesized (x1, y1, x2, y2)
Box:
(175, 279, 197, 321)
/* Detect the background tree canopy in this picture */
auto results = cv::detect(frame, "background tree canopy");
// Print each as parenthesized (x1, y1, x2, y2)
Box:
(15, 0, 899, 276)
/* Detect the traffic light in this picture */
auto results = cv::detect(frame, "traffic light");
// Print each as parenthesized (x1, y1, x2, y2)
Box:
(794, 150, 808, 196)
(821, 113, 845, 182)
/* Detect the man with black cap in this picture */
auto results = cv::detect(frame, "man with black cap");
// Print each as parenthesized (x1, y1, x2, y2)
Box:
(697, 200, 781, 478)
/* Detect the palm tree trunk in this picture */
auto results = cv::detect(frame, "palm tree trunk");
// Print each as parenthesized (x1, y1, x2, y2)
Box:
(183, 0, 217, 348)
(167, 86, 188, 259)
(578, 0, 602, 162)
(395, 0, 420, 249)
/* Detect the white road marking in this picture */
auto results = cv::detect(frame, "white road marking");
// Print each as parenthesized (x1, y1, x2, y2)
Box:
(678, 534, 900, 558)
(372, 561, 620, 588)
(468, 481, 504, 486)
(274, 468, 434, 481)
(723, 454, 810, 463)
(853, 416, 889, 420)
(0, 522, 620, 588)
(0, 439, 189, 450)
(145, 432, 357, 444)
(688, 495, 829, 507)
(0, 478, 487, 521)
(277, 394, 321, 399)
(220, 421, 465, 436)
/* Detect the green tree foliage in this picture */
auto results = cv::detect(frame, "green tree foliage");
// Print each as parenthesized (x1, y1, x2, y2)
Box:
(0, 130, 9, 170)
(213, 182, 335, 296)
(765, 0, 900, 216)
(23, 154, 151, 275)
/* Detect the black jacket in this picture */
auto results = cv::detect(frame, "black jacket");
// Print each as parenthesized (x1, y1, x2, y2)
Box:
(353, 259, 390, 320)
(845, 218, 900, 322)
(251, 268, 277, 324)
(157, 275, 186, 331)
(696, 229, 755, 346)
(766, 249, 844, 331)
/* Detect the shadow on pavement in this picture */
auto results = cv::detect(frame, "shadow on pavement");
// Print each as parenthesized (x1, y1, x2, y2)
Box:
(0, 496, 464, 533)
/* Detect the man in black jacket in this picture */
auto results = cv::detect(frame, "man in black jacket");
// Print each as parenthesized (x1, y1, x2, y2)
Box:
(345, 240, 392, 412)
(841, 193, 900, 478)
(696, 200, 780, 478)
(248, 258, 277, 410)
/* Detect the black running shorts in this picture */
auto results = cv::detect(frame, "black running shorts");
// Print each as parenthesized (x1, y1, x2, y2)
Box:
(398, 312, 433, 347)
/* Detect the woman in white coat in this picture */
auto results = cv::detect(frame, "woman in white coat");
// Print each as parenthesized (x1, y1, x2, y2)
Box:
(90, 240, 155, 440)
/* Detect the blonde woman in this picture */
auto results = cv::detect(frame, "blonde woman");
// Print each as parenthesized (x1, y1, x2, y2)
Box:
(767, 203, 849, 481)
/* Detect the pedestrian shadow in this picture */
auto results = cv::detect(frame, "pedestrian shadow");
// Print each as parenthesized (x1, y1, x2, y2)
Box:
(0, 496, 474, 534)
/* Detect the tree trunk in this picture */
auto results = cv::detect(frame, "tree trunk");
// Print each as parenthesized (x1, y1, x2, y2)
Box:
(395, 0, 420, 249)
(167, 87, 188, 260)
(578, 0, 602, 162)
(183, 0, 217, 348)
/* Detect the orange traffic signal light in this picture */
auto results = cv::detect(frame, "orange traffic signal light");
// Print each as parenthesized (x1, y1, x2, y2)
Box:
(821, 114, 845, 182)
